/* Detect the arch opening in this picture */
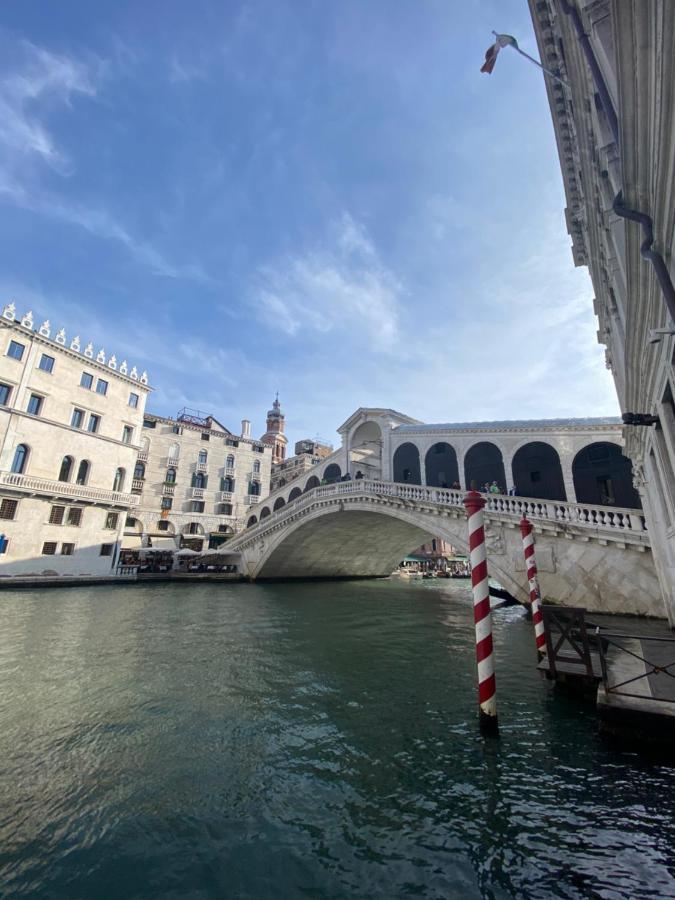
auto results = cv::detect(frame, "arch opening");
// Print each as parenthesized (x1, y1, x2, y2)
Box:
(289, 486, 302, 501)
(572, 442, 641, 508)
(323, 463, 341, 483)
(260, 506, 271, 520)
(273, 496, 286, 511)
(511, 442, 566, 501)
(424, 443, 459, 488)
(464, 442, 506, 493)
(393, 442, 421, 484)
(304, 475, 320, 493)
(350, 420, 383, 479)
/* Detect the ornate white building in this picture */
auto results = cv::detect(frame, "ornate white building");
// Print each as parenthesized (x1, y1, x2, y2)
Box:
(0, 303, 150, 578)
(528, 0, 675, 620)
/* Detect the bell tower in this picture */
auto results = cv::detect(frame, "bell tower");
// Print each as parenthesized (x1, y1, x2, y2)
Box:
(260, 393, 288, 464)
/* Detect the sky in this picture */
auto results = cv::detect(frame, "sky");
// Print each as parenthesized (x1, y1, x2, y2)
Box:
(0, 0, 619, 448)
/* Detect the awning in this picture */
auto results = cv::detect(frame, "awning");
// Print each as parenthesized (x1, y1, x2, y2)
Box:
(121, 535, 142, 549)
(146, 537, 177, 551)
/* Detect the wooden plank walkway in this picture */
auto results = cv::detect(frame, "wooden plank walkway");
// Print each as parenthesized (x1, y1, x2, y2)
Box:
(597, 634, 675, 727)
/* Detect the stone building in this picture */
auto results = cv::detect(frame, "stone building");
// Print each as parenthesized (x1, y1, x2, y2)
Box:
(131, 410, 273, 553)
(0, 303, 150, 577)
(269, 437, 334, 492)
(528, 0, 675, 619)
(259, 394, 288, 464)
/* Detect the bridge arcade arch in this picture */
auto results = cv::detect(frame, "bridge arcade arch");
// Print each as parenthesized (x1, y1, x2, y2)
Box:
(512, 441, 566, 501)
(464, 442, 507, 492)
(304, 475, 320, 493)
(393, 442, 421, 484)
(273, 496, 286, 511)
(323, 463, 341, 483)
(288, 486, 302, 501)
(349, 420, 383, 480)
(425, 442, 459, 488)
(572, 442, 641, 508)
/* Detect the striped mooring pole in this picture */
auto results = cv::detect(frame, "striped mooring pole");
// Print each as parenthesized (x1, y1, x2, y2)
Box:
(520, 516, 546, 659)
(463, 490, 498, 736)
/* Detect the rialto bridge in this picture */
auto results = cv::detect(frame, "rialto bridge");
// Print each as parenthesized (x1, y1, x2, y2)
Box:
(229, 409, 665, 619)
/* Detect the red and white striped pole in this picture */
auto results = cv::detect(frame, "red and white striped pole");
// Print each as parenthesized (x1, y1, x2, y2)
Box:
(520, 516, 546, 659)
(463, 490, 498, 735)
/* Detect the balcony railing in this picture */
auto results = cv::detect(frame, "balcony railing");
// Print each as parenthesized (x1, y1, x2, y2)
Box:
(162, 483, 176, 496)
(167, 455, 180, 467)
(217, 490, 234, 502)
(0, 470, 139, 507)
(195, 462, 208, 474)
(244, 495, 261, 505)
(190, 487, 205, 499)
(131, 478, 144, 493)
(136, 451, 149, 462)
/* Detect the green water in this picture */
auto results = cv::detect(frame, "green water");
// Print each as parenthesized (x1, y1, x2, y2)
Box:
(0, 580, 673, 899)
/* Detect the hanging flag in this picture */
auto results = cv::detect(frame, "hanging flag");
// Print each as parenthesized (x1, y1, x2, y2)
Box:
(480, 33, 519, 74)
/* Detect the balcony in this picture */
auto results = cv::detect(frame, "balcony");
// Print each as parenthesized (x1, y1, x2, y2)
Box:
(167, 455, 180, 467)
(217, 490, 234, 502)
(136, 451, 149, 462)
(244, 495, 260, 506)
(0, 470, 139, 507)
(162, 483, 176, 496)
(195, 462, 208, 474)
(224, 465, 235, 476)
(131, 478, 144, 494)
(190, 487, 205, 499)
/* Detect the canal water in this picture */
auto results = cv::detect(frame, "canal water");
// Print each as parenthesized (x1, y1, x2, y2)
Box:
(0, 580, 673, 899)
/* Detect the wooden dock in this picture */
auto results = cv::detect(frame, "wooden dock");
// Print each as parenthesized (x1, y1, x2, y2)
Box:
(537, 605, 675, 742)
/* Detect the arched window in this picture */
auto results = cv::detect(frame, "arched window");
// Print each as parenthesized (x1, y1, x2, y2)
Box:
(226, 454, 235, 469)
(168, 442, 180, 460)
(198, 449, 208, 464)
(253, 460, 261, 475)
(58, 455, 74, 482)
(221, 476, 235, 493)
(11, 444, 28, 475)
(76, 460, 90, 485)
(134, 461, 146, 480)
(193, 472, 206, 489)
(248, 480, 261, 496)
(165, 467, 176, 484)
(112, 467, 125, 492)
(140, 435, 150, 452)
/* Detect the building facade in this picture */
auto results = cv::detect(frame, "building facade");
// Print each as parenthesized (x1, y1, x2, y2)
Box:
(0, 303, 150, 577)
(528, 0, 675, 621)
(259, 394, 288, 464)
(131, 410, 273, 553)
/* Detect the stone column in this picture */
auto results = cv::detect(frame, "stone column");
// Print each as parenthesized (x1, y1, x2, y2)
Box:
(560, 453, 577, 503)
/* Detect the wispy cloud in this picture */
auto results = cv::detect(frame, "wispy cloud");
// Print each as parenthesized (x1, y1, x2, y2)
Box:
(253, 213, 402, 351)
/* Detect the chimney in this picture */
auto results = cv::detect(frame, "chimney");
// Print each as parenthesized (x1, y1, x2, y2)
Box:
(241, 419, 251, 438)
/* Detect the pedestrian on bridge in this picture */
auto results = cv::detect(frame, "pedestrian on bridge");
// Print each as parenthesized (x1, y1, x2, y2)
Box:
(489, 481, 501, 494)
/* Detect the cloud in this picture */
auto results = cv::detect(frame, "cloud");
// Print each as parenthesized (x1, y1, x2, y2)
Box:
(252, 213, 403, 351)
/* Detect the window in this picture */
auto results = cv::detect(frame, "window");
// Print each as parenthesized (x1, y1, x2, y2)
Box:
(67, 508, 83, 527)
(193, 472, 207, 489)
(0, 537, 7, 555)
(122, 425, 133, 444)
(71, 408, 84, 429)
(253, 444, 264, 453)
(165, 467, 176, 484)
(58, 456, 74, 482)
(157, 521, 169, 531)
(100, 544, 114, 556)
(126, 516, 137, 528)
(221, 476, 234, 492)
(0, 498, 18, 520)
(201, 432, 210, 441)
(0, 383, 11, 406)
(134, 462, 145, 480)
(76, 460, 90, 485)
(198, 450, 208, 464)
(172, 424, 183, 435)
(128, 392, 139, 408)
(248, 481, 261, 496)
(226, 454, 235, 469)
(219, 503, 233, 516)
(161, 497, 173, 510)
(253, 460, 261, 475)
(143, 418, 156, 429)
(186, 522, 200, 534)
(191, 500, 205, 513)
(168, 443, 180, 461)
(218, 524, 230, 532)
(42, 541, 57, 555)
(96, 378, 108, 396)
(11, 444, 28, 474)
(61, 543, 75, 556)
(80, 372, 94, 389)
(112, 468, 125, 492)
(105, 512, 119, 529)
(87, 414, 100, 433)
(26, 394, 43, 416)
(7, 340, 24, 360)
(49, 505, 65, 525)
(38, 353, 55, 373)
(226, 438, 239, 447)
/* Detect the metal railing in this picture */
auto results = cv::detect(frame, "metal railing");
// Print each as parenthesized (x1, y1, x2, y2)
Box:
(597, 631, 675, 703)
(0, 470, 140, 507)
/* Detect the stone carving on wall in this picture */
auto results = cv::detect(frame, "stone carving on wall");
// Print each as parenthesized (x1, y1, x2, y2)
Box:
(484, 523, 506, 556)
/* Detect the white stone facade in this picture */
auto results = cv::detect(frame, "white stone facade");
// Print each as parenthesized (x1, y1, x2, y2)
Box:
(0, 305, 150, 578)
(528, 0, 675, 623)
(132, 412, 272, 551)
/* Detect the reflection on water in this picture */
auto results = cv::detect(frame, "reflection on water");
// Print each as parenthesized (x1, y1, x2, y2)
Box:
(0, 580, 673, 899)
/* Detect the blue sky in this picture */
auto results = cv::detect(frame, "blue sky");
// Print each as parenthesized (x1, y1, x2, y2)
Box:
(0, 0, 618, 447)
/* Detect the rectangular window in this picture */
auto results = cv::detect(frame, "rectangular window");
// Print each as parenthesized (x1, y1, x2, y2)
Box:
(80, 372, 94, 389)
(161, 497, 173, 510)
(67, 507, 83, 527)
(143, 419, 156, 429)
(0, 383, 11, 406)
(7, 340, 25, 360)
(26, 394, 43, 416)
(0, 537, 8, 555)
(105, 512, 119, 529)
(226, 438, 239, 447)
(201, 432, 210, 441)
(172, 424, 182, 434)
(61, 543, 75, 556)
(122, 425, 133, 444)
(38, 353, 55, 373)
(42, 541, 57, 555)
(96, 378, 108, 396)
(100, 543, 114, 556)
(253, 445, 264, 453)
(87, 414, 100, 433)
(71, 408, 84, 428)
(0, 498, 18, 520)
(128, 392, 139, 408)
(49, 505, 65, 525)
(157, 521, 169, 531)
(191, 501, 205, 512)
